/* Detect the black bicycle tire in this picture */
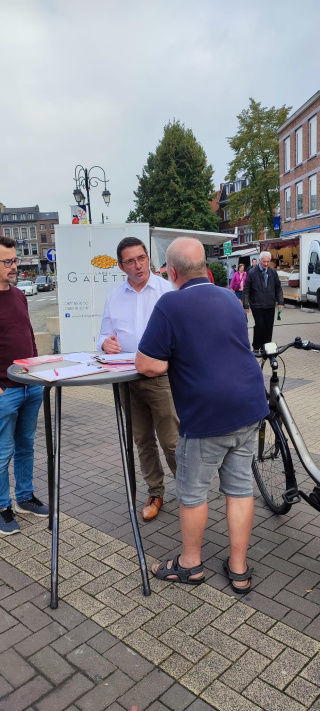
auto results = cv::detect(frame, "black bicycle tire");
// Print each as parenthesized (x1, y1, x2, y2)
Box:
(252, 416, 292, 515)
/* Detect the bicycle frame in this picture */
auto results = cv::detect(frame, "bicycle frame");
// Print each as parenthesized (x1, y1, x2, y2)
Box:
(267, 359, 320, 486)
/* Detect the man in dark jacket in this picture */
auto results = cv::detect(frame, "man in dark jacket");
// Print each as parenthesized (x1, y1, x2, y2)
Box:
(243, 251, 284, 351)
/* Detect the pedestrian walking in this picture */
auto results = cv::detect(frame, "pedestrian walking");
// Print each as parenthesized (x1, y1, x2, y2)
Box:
(228, 264, 236, 283)
(229, 263, 247, 302)
(246, 257, 258, 273)
(243, 251, 284, 352)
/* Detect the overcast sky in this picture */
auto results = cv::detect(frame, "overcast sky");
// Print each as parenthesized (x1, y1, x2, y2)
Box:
(0, 0, 319, 225)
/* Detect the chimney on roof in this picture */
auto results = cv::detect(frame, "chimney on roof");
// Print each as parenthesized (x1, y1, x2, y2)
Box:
(0, 203, 6, 213)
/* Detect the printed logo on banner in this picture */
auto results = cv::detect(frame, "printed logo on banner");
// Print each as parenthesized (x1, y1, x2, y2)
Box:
(91, 254, 117, 269)
(71, 205, 88, 224)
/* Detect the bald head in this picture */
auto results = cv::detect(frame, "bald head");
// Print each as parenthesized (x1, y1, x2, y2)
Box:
(166, 237, 207, 285)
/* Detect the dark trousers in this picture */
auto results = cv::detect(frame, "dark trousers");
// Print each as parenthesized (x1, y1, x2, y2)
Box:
(251, 307, 275, 350)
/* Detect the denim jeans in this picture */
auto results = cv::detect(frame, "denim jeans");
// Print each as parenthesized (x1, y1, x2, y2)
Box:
(0, 385, 43, 509)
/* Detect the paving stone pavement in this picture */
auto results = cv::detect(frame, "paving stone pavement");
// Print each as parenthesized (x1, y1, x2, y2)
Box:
(1, 307, 320, 709)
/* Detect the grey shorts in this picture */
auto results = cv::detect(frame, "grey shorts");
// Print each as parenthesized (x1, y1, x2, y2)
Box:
(175, 423, 258, 507)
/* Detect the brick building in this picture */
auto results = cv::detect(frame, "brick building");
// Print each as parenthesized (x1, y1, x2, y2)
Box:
(217, 179, 254, 244)
(279, 90, 320, 235)
(0, 204, 59, 275)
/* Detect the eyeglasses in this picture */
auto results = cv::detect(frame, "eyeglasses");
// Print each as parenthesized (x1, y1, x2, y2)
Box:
(120, 254, 148, 267)
(0, 258, 20, 267)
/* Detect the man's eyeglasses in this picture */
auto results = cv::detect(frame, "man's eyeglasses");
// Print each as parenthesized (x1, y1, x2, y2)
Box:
(0, 258, 20, 267)
(120, 254, 148, 267)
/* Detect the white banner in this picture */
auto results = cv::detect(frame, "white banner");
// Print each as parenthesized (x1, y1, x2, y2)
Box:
(55, 223, 150, 352)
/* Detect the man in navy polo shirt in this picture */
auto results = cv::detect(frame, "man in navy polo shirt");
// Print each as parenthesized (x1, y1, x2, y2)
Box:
(136, 237, 269, 593)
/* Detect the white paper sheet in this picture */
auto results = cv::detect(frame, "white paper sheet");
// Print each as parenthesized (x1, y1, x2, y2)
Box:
(30, 363, 110, 381)
(63, 352, 96, 363)
(95, 352, 135, 363)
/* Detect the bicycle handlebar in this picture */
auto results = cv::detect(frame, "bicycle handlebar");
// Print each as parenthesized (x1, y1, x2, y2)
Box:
(261, 337, 320, 358)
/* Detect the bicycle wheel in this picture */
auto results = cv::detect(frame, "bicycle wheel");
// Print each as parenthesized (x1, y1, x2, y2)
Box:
(252, 417, 292, 514)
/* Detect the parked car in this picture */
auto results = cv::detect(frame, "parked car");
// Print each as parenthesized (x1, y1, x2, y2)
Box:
(16, 280, 37, 296)
(35, 275, 53, 292)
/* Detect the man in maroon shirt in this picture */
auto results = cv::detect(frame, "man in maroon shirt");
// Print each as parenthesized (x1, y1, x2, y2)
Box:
(0, 236, 48, 535)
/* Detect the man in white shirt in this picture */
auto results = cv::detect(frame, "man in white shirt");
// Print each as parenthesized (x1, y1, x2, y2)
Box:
(98, 237, 179, 521)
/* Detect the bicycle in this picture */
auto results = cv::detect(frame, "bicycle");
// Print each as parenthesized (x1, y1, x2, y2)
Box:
(252, 337, 320, 515)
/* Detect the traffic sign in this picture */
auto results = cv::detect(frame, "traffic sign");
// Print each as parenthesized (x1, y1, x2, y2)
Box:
(223, 241, 232, 256)
(47, 248, 56, 262)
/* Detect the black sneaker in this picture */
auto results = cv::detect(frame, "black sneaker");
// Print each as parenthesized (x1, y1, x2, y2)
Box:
(0, 507, 20, 535)
(15, 494, 49, 518)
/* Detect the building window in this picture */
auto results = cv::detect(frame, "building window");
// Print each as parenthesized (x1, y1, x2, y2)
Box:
(41, 234, 47, 243)
(42, 248, 47, 258)
(225, 184, 230, 195)
(21, 227, 27, 240)
(234, 180, 241, 192)
(40, 224, 46, 230)
(11, 214, 17, 221)
(285, 187, 291, 219)
(23, 244, 29, 256)
(244, 226, 253, 242)
(309, 116, 317, 157)
(309, 175, 317, 212)
(51, 233, 55, 244)
(224, 209, 230, 220)
(3, 229, 10, 237)
(31, 243, 38, 255)
(49, 223, 55, 229)
(284, 137, 290, 172)
(30, 226, 36, 237)
(12, 227, 19, 239)
(27, 213, 34, 220)
(296, 182, 303, 216)
(2, 215, 8, 222)
(296, 128, 302, 165)
(19, 213, 26, 220)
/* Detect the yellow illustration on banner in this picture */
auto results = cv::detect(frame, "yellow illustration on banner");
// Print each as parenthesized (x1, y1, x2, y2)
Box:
(91, 255, 117, 269)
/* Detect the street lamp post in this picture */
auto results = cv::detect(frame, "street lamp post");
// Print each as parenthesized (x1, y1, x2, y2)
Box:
(73, 165, 111, 224)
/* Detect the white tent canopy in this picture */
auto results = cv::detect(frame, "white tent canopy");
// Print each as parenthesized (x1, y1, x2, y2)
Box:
(150, 227, 235, 272)
(223, 246, 259, 259)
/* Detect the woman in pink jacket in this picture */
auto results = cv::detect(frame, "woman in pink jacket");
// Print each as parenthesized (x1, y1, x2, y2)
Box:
(229, 263, 247, 303)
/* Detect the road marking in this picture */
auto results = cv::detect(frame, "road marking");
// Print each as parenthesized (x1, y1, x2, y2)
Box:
(36, 298, 46, 301)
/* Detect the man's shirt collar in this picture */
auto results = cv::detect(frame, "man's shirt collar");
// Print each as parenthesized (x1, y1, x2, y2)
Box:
(124, 270, 156, 292)
(180, 277, 210, 290)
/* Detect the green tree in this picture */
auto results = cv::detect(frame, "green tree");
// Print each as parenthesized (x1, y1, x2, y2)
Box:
(225, 99, 291, 238)
(127, 120, 219, 231)
(209, 262, 227, 287)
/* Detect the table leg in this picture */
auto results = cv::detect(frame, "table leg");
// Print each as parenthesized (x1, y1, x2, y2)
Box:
(43, 387, 54, 531)
(51, 387, 62, 609)
(113, 383, 151, 596)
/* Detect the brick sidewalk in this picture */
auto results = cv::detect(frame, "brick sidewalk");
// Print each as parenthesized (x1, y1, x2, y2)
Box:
(1, 308, 320, 709)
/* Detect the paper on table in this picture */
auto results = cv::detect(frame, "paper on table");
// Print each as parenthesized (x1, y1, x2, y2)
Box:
(29, 363, 111, 381)
(95, 352, 135, 363)
(63, 352, 96, 363)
